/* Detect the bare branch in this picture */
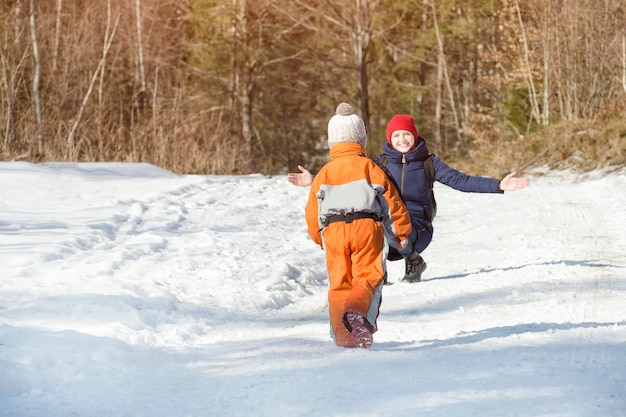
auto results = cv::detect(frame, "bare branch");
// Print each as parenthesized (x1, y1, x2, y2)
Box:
(67, 7, 120, 159)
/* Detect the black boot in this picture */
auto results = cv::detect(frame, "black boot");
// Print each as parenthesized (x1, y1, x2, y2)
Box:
(402, 252, 427, 283)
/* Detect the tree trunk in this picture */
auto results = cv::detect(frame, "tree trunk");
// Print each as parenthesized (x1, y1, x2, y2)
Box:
(235, 0, 253, 160)
(430, 1, 461, 149)
(29, 0, 44, 158)
(352, 0, 372, 138)
(541, 2, 550, 126)
(434, 43, 443, 152)
(15, 0, 23, 47)
(135, 0, 147, 109)
(53, 0, 62, 71)
(1, 49, 13, 159)
(622, 34, 626, 93)
(514, 0, 541, 127)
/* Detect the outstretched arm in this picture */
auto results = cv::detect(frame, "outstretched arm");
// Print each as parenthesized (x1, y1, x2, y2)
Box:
(499, 171, 530, 192)
(287, 165, 314, 187)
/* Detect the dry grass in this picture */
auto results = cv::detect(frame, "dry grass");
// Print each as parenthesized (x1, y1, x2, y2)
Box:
(5, 112, 625, 177)
(452, 117, 626, 178)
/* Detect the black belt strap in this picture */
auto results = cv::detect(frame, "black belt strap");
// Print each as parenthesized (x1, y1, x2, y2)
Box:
(324, 212, 381, 227)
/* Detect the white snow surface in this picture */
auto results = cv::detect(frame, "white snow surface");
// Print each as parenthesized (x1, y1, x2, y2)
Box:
(1, 161, 625, 417)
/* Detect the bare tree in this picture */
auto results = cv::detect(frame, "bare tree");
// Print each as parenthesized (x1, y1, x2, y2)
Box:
(434, 29, 443, 151)
(539, 1, 551, 126)
(231, 0, 254, 159)
(1, 48, 13, 158)
(67, 3, 120, 159)
(28, 0, 43, 157)
(135, 0, 147, 108)
(15, 0, 23, 47)
(514, 0, 541, 127)
(430, 0, 461, 150)
(623, 34, 626, 93)
(52, 0, 62, 71)
(348, 0, 374, 132)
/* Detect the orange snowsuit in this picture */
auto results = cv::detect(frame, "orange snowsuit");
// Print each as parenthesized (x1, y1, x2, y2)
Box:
(305, 142, 412, 347)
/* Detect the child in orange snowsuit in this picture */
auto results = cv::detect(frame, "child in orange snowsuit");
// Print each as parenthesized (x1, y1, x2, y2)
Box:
(305, 103, 412, 348)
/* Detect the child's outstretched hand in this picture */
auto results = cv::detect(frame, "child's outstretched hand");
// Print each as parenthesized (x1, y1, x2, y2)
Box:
(287, 165, 313, 187)
(499, 171, 530, 191)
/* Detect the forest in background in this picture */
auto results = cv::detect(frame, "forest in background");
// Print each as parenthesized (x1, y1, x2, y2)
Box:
(1, 0, 625, 176)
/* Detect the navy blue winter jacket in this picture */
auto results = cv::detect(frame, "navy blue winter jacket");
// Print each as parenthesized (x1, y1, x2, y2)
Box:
(376, 139, 503, 233)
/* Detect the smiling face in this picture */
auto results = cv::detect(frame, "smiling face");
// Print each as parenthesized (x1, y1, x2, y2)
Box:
(390, 130, 416, 153)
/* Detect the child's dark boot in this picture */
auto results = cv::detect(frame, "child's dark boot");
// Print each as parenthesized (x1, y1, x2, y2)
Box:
(402, 252, 427, 283)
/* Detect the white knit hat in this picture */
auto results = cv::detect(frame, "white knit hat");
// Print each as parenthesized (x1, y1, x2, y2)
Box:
(327, 102, 367, 149)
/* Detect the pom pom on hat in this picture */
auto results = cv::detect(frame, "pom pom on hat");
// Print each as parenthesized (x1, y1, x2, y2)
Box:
(335, 102, 353, 116)
(386, 114, 418, 144)
(327, 103, 367, 149)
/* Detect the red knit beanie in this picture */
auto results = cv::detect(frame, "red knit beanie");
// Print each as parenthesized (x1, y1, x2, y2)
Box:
(386, 114, 418, 144)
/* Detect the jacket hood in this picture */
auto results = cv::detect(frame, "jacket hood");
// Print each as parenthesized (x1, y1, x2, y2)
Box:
(329, 142, 368, 159)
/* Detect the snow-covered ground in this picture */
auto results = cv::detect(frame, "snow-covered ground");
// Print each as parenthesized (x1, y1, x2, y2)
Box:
(1, 161, 625, 417)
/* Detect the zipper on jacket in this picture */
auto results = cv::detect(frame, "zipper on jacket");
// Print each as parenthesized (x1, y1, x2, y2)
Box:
(401, 153, 406, 193)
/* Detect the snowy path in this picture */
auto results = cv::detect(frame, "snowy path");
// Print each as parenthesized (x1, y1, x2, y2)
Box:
(1, 163, 625, 417)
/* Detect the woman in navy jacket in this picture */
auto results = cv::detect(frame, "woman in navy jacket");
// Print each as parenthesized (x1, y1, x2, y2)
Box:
(375, 114, 528, 282)
(288, 113, 529, 283)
